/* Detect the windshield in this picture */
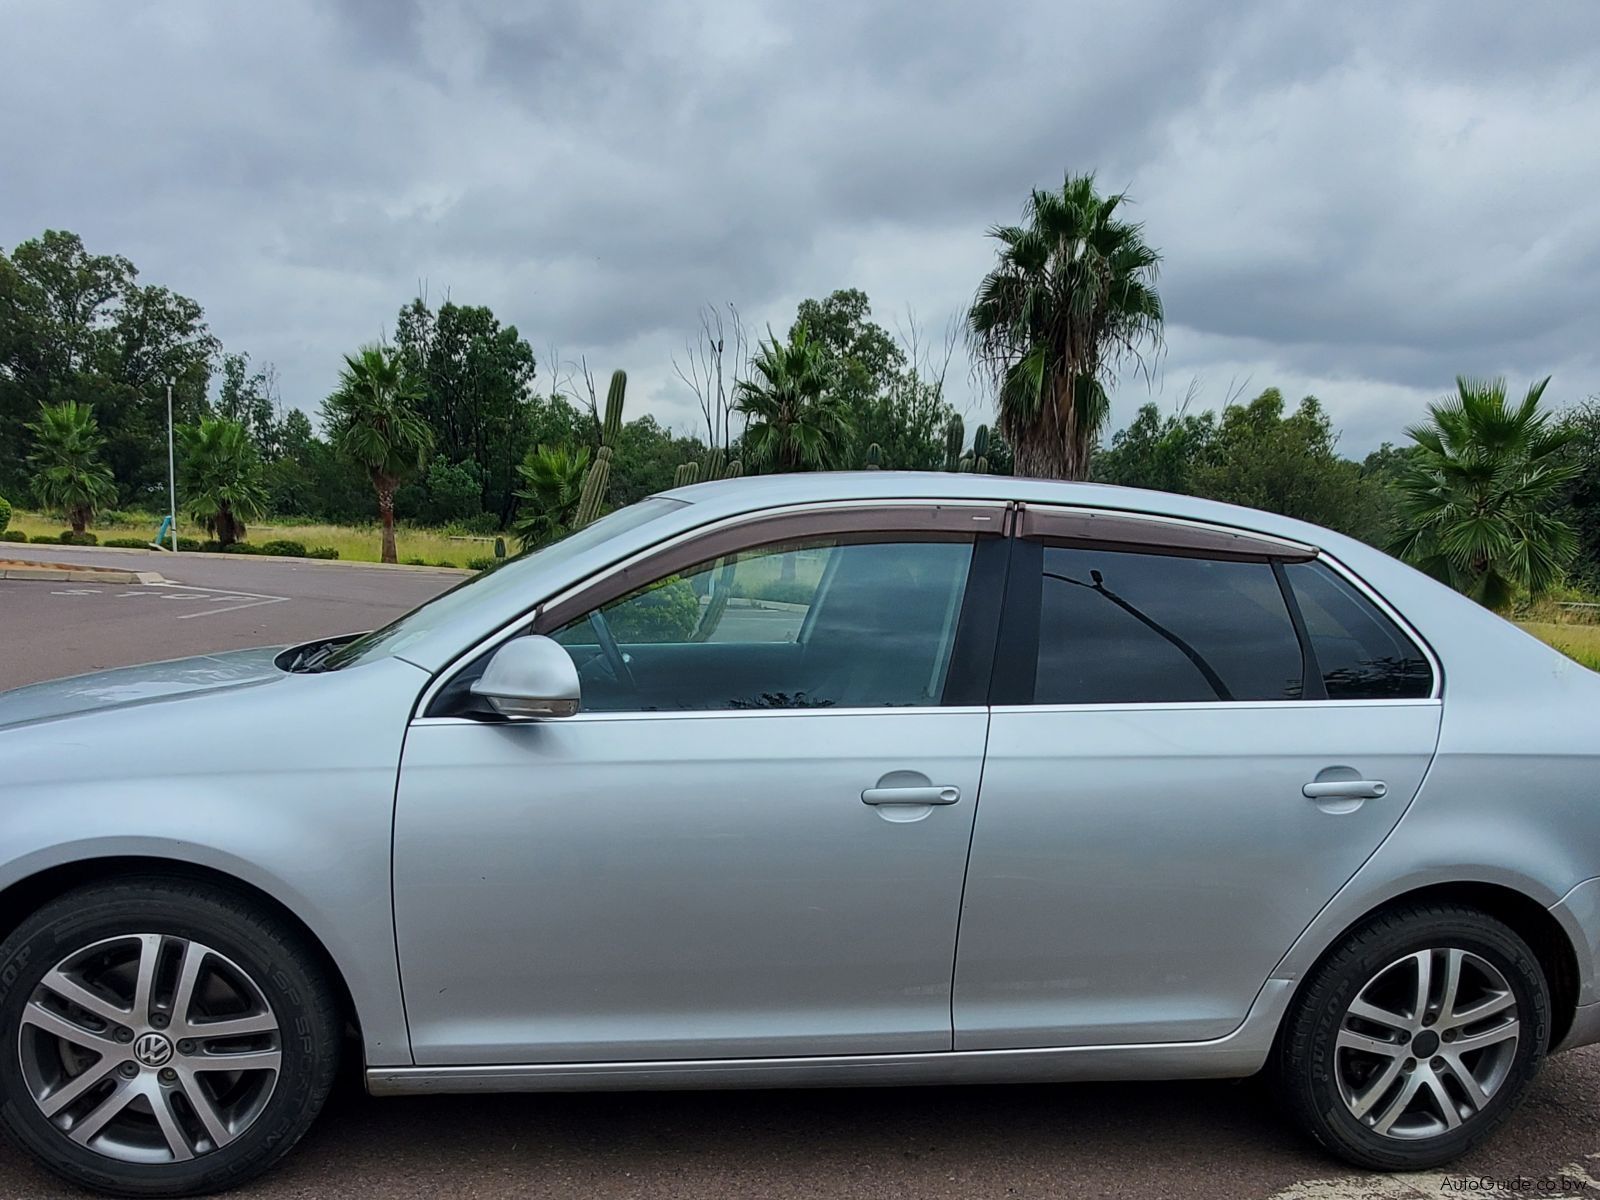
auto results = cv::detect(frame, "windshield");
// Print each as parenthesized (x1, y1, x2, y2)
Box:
(320, 497, 690, 670)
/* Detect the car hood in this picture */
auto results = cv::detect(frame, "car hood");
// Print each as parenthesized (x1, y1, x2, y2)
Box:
(0, 646, 288, 729)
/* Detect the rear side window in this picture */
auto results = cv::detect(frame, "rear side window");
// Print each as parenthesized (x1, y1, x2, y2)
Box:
(1283, 561, 1433, 699)
(1033, 546, 1304, 704)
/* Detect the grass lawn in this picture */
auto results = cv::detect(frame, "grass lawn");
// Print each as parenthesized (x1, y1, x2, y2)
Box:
(1516, 620, 1600, 671)
(6, 509, 504, 567)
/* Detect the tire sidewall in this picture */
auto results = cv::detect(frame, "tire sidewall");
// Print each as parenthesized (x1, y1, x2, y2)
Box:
(1296, 910, 1550, 1170)
(0, 882, 335, 1197)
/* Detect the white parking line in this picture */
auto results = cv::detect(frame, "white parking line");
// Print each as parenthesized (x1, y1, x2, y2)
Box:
(145, 583, 290, 619)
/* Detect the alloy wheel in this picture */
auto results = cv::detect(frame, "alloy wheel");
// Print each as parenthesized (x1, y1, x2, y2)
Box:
(16, 933, 281, 1164)
(1334, 947, 1521, 1139)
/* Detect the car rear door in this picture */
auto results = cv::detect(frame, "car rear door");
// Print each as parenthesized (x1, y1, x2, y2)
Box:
(393, 503, 1008, 1065)
(953, 505, 1442, 1049)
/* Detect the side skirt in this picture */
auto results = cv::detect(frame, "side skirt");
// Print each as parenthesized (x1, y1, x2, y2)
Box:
(368, 981, 1292, 1096)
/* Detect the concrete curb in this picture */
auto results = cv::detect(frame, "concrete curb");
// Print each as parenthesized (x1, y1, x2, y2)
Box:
(1, 542, 474, 575)
(0, 562, 166, 584)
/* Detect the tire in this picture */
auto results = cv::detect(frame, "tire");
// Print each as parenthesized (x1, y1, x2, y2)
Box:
(1274, 901, 1550, 1171)
(0, 876, 342, 1197)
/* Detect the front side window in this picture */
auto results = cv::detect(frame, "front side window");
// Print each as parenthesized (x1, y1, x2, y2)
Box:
(553, 536, 974, 712)
(1284, 560, 1433, 699)
(1032, 545, 1304, 704)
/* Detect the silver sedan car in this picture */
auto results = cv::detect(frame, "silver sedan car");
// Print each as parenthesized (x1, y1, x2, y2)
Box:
(2, 473, 1598, 1195)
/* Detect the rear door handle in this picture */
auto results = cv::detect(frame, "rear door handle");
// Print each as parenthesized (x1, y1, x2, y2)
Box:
(861, 785, 961, 806)
(1302, 779, 1388, 800)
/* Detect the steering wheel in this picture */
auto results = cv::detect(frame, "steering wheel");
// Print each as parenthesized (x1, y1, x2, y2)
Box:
(587, 610, 639, 694)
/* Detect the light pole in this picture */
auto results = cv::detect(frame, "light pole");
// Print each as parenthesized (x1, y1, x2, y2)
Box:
(166, 379, 178, 553)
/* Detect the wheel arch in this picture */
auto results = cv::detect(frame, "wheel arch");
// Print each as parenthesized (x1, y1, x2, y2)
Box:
(1279, 879, 1580, 1050)
(0, 855, 365, 1052)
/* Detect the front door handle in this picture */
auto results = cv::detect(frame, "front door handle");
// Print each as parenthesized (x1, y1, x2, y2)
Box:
(1302, 779, 1388, 800)
(861, 785, 961, 806)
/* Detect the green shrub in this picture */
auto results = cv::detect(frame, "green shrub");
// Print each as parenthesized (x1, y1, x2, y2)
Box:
(466, 556, 497, 571)
(404, 556, 427, 565)
(433, 559, 458, 568)
(259, 539, 308, 558)
(0, 496, 10, 533)
(606, 576, 701, 643)
(1, 529, 28, 543)
(31, 534, 61, 544)
(176, 536, 204, 551)
(58, 530, 97, 546)
(306, 546, 339, 560)
(103, 537, 152, 549)
(735, 578, 815, 606)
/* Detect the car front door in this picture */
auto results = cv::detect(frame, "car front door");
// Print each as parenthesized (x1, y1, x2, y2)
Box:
(953, 506, 1442, 1049)
(393, 506, 1006, 1065)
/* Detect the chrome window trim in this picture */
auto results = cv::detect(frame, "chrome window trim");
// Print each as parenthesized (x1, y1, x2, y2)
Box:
(412, 499, 1008, 721)
(990, 698, 1442, 716)
(409, 704, 991, 728)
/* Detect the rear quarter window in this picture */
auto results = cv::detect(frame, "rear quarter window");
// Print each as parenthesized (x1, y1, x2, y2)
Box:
(1283, 560, 1433, 699)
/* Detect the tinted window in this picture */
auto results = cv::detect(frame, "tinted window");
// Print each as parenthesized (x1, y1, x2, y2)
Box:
(1034, 546, 1303, 704)
(554, 537, 973, 711)
(1284, 560, 1433, 699)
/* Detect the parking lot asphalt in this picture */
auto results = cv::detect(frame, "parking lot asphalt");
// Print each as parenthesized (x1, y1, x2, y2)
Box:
(2, 554, 1599, 1198)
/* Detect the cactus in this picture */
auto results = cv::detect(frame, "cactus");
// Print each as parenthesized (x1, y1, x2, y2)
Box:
(943, 415, 964, 471)
(974, 455, 990, 474)
(573, 370, 626, 528)
(865, 442, 882, 470)
(705, 447, 725, 480)
(957, 453, 974, 473)
(601, 369, 626, 445)
(674, 461, 700, 487)
(973, 424, 990, 461)
(573, 445, 612, 528)
(722, 459, 743, 479)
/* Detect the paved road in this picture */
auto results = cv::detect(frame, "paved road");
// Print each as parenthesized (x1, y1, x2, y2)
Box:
(0, 544, 461, 690)
(2, 551, 1599, 1198)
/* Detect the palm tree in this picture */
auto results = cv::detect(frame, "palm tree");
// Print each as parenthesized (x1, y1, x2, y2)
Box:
(1390, 377, 1579, 611)
(25, 401, 117, 534)
(512, 443, 590, 551)
(968, 172, 1164, 480)
(734, 327, 853, 473)
(322, 345, 434, 563)
(178, 417, 267, 547)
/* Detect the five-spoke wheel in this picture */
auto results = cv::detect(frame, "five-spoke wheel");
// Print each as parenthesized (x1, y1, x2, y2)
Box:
(1276, 903, 1549, 1170)
(19, 933, 282, 1163)
(0, 879, 339, 1197)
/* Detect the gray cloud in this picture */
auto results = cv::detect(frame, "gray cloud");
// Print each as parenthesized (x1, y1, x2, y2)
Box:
(4, 0, 1597, 454)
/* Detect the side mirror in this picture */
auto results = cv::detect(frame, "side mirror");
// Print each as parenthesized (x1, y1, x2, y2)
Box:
(470, 634, 581, 719)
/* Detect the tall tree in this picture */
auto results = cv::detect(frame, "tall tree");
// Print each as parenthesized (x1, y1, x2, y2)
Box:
(25, 400, 117, 534)
(322, 345, 435, 563)
(178, 417, 267, 546)
(968, 173, 1163, 480)
(0, 231, 216, 505)
(398, 299, 537, 523)
(1557, 399, 1600, 588)
(215, 352, 281, 458)
(734, 327, 853, 473)
(1391, 377, 1578, 610)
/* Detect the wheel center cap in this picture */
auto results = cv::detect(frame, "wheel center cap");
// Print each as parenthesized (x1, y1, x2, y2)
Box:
(1412, 1029, 1440, 1057)
(132, 1031, 174, 1068)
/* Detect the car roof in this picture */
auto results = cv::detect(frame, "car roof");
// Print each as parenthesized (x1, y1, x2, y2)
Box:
(661, 471, 1327, 546)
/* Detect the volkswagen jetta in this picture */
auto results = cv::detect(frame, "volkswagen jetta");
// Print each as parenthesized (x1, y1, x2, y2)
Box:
(2, 473, 1598, 1195)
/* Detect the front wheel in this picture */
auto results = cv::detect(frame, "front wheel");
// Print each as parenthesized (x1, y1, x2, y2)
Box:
(0, 877, 342, 1197)
(1274, 902, 1550, 1171)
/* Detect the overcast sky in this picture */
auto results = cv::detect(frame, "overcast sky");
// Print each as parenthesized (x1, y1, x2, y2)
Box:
(5, 0, 1599, 456)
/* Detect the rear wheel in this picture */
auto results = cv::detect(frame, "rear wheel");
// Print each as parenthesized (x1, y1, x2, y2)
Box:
(1274, 902, 1549, 1170)
(0, 878, 341, 1196)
